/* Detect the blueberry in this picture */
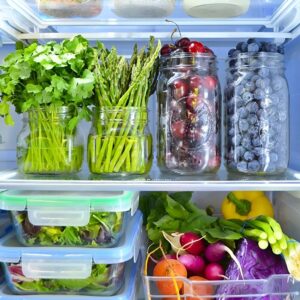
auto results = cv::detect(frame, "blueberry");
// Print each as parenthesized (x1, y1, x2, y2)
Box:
(264, 86, 273, 95)
(256, 78, 270, 89)
(237, 161, 248, 171)
(236, 42, 248, 53)
(249, 58, 260, 68)
(258, 68, 270, 78)
(232, 49, 241, 58)
(278, 111, 287, 122)
(236, 146, 246, 158)
(247, 38, 257, 45)
(242, 92, 254, 102)
(268, 43, 278, 53)
(252, 137, 261, 147)
(239, 119, 249, 132)
(235, 85, 245, 95)
(251, 75, 260, 82)
(234, 96, 244, 108)
(244, 81, 255, 92)
(248, 114, 258, 125)
(241, 137, 252, 149)
(232, 134, 242, 146)
(228, 48, 237, 57)
(270, 94, 279, 105)
(277, 45, 285, 55)
(243, 72, 254, 81)
(248, 126, 259, 137)
(260, 42, 268, 52)
(248, 160, 260, 172)
(247, 101, 259, 113)
(272, 76, 285, 91)
(248, 43, 260, 53)
(254, 88, 265, 100)
(253, 147, 262, 156)
(237, 107, 249, 119)
(228, 127, 235, 136)
(244, 151, 255, 162)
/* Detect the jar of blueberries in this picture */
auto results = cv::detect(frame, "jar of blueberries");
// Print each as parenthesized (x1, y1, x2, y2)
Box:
(225, 42, 289, 175)
(157, 52, 221, 175)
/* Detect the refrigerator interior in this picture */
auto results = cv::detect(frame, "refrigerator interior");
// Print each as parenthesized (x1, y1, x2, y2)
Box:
(0, 0, 300, 298)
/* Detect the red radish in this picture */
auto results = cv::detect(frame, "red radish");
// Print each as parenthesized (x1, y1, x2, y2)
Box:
(180, 232, 206, 255)
(178, 254, 205, 276)
(204, 262, 224, 280)
(205, 242, 226, 262)
(172, 79, 189, 100)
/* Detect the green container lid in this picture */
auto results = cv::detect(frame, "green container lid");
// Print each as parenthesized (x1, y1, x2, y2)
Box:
(0, 191, 139, 227)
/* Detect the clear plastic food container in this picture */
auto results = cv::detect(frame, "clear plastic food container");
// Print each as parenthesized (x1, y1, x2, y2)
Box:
(113, 0, 175, 18)
(0, 210, 12, 239)
(0, 190, 139, 247)
(0, 253, 141, 299)
(37, 0, 102, 18)
(0, 211, 143, 296)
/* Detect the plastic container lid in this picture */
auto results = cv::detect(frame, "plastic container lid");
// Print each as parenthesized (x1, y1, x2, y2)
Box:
(113, 0, 176, 18)
(0, 254, 141, 300)
(0, 190, 139, 226)
(183, 0, 250, 18)
(0, 211, 143, 279)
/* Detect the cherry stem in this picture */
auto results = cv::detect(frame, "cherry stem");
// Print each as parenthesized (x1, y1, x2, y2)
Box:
(166, 19, 182, 43)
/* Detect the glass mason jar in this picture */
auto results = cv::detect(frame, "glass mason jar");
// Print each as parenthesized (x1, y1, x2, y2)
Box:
(224, 52, 289, 175)
(17, 106, 84, 175)
(157, 53, 221, 175)
(88, 107, 152, 176)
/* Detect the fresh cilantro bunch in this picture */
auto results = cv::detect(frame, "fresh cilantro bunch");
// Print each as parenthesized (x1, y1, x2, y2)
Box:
(0, 35, 95, 128)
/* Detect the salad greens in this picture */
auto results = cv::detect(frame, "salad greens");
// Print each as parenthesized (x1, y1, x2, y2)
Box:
(8, 262, 124, 294)
(88, 37, 161, 175)
(14, 211, 123, 247)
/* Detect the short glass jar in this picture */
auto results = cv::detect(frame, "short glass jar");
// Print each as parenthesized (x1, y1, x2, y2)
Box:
(17, 106, 84, 174)
(88, 107, 152, 176)
(157, 52, 221, 175)
(224, 52, 289, 175)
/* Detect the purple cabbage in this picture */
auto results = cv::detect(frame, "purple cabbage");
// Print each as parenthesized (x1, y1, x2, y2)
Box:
(217, 238, 289, 300)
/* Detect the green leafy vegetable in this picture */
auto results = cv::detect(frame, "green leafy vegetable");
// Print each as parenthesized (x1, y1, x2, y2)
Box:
(14, 211, 124, 247)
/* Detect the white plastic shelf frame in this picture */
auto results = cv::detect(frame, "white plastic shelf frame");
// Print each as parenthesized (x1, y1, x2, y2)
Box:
(0, 0, 299, 41)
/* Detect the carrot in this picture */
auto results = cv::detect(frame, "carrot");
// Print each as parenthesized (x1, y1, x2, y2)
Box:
(184, 276, 214, 300)
(153, 259, 187, 296)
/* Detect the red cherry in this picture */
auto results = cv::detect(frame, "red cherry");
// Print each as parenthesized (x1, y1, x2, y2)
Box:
(160, 44, 176, 56)
(204, 47, 214, 55)
(188, 41, 205, 53)
(186, 94, 201, 112)
(171, 120, 186, 139)
(203, 75, 218, 90)
(187, 127, 202, 142)
(171, 79, 189, 100)
(189, 74, 202, 91)
(175, 37, 191, 49)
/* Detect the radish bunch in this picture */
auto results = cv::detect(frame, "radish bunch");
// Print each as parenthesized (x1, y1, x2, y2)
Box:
(163, 231, 231, 280)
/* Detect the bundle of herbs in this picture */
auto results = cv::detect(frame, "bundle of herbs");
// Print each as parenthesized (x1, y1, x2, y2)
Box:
(88, 37, 161, 175)
(0, 36, 95, 174)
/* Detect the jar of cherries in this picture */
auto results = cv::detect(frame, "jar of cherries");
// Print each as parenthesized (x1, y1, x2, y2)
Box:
(157, 38, 221, 175)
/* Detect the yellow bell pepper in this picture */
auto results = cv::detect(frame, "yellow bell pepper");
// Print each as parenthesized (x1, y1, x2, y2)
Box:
(221, 191, 274, 220)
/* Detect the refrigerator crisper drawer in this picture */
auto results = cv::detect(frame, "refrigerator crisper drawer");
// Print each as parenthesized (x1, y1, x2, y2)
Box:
(0, 190, 139, 248)
(0, 211, 143, 295)
(0, 254, 141, 299)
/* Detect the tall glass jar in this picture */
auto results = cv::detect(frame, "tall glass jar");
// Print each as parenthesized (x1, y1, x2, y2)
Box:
(224, 52, 289, 175)
(88, 107, 152, 176)
(17, 106, 84, 174)
(157, 53, 221, 175)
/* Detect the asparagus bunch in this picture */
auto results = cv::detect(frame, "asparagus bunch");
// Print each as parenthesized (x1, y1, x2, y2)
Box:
(88, 37, 161, 174)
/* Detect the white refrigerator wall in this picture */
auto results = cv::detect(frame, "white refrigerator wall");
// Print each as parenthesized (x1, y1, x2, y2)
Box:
(0, 40, 299, 171)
